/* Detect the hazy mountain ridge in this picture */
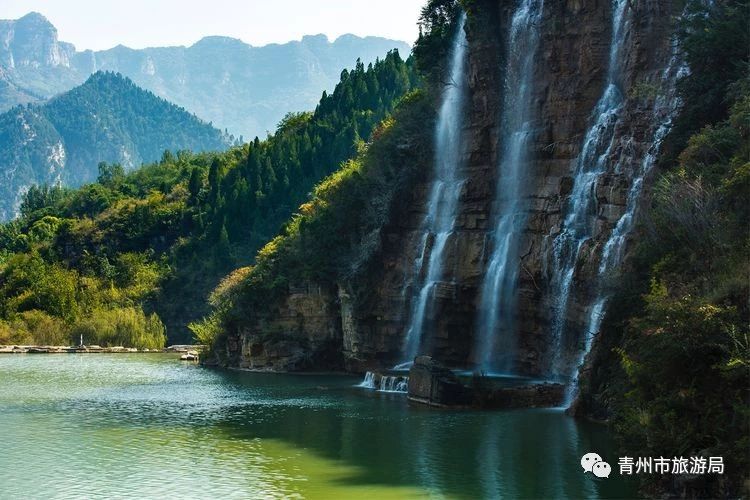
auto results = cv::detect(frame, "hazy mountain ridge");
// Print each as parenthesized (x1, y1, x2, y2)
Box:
(0, 71, 230, 220)
(0, 12, 411, 138)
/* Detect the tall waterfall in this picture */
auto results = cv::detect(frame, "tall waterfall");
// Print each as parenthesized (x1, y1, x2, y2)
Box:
(547, 0, 630, 379)
(474, 0, 545, 372)
(399, 14, 468, 364)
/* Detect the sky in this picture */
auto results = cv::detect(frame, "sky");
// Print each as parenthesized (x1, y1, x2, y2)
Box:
(0, 0, 424, 51)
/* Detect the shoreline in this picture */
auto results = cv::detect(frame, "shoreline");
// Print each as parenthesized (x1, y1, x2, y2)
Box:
(0, 345, 204, 354)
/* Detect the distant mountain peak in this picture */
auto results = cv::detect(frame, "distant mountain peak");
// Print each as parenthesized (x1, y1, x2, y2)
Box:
(194, 35, 246, 45)
(14, 11, 53, 25)
(191, 36, 249, 51)
(0, 12, 411, 139)
(0, 74, 231, 220)
(75, 70, 138, 92)
(85, 70, 129, 83)
(301, 34, 330, 44)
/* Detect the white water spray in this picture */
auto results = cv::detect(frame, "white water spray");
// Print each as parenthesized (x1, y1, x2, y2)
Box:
(358, 371, 409, 393)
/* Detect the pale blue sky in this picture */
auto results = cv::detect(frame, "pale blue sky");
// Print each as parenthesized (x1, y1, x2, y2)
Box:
(0, 0, 424, 51)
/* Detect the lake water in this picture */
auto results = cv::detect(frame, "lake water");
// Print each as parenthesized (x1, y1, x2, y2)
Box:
(0, 354, 637, 499)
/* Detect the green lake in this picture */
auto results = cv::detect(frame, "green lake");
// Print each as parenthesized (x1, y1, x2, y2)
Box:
(0, 354, 638, 499)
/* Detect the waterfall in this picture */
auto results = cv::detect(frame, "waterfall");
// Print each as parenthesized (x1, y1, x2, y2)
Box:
(547, 0, 630, 380)
(399, 13, 468, 365)
(598, 51, 690, 274)
(359, 371, 376, 389)
(562, 45, 689, 407)
(542, 0, 688, 405)
(474, 0, 545, 372)
(358, 371, 409, 393)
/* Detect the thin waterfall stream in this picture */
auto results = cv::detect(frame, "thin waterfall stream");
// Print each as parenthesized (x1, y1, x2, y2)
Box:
(398, 13, 468, 366)
(562, 35, 689, 407)
(474, 0, 545, 373)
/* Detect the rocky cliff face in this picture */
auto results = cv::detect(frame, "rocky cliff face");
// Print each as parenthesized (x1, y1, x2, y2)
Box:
(0, 13, 79, 109)
(0, 12, 75, 69)
(227, 0, 682, 380)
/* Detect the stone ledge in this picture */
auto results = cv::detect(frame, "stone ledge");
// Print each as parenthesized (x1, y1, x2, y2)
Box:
(406, 355, 566, 409)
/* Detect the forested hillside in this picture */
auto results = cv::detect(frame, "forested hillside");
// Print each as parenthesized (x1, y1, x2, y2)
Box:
(0, 50, 418, 347)
(0, 71, 231, 220)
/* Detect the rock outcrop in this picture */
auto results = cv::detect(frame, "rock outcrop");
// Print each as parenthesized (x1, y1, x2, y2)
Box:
(230, 282, 344, 371)
(405, 356, 565, 408)
(407, 356, 472, 406)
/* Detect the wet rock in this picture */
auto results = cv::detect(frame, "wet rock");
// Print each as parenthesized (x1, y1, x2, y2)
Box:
(407, 356, 472, 407)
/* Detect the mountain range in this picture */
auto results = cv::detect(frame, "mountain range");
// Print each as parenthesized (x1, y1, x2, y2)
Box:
(0, 12, 411, 139)
(0, 71, 231, 220)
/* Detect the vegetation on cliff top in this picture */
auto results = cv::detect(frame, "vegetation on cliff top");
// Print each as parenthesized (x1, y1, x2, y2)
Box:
(190, 0, 461, 360)
(191, 90, 434, 356)
(0, 50, 418, 347)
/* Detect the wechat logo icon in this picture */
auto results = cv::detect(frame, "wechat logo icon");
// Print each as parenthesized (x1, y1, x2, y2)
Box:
(581, 452, 611, 478)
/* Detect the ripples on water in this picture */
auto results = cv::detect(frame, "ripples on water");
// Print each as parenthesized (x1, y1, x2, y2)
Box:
(0, 355, 636, 499)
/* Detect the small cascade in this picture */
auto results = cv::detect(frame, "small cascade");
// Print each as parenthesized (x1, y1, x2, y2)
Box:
(358, 371, 409, 393)
(359, 371, 376, 389)
(400, 13, 469, 363)
(547, 0, 631, 380)
(475, 0, 545, 372)
(598, 51, 690, 274)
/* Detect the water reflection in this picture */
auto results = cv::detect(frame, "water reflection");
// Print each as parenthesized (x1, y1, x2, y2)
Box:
(0, 355, 636, 499)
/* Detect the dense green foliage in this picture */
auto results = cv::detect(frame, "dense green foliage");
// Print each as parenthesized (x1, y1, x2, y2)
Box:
(665, 0, 750, 156)
(583, 1, 749, 496)
(191, 2, 457, 360)
(0, 51, 418, 346)
(0, 250, 167, 348)
(412, 0, 463, 82)
(0, 71, 231, 220)
(194, 92, 434, 357)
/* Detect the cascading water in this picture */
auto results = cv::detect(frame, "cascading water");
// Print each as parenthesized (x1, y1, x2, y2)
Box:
(563, 43, 689, 407)
(543, 0, 689, 406)
(474, 0, 545, 372)
(599, 51, 690, 274)
(547, 0, 630, 380)
(358, 371, 409, 393)
(399, 13, 468, 365)
(359, 371, 376, 389)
